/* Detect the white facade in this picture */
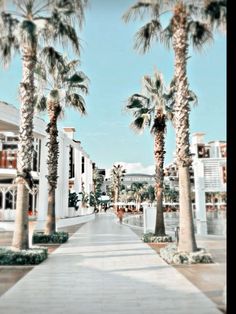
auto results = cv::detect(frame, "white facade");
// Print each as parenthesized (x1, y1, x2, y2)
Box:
(191, 133, 226, 235)
(0, 101, 94, 226)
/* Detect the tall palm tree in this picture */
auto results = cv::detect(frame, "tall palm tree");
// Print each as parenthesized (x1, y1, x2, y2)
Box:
(126, 70, 173, 236)
(110, 164, 126, 211)
(0, 0, 88, 250)
(35, 47, 88, 235)
(123, 0, 226, 252)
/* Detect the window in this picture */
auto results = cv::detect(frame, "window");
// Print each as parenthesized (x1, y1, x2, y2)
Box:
(220, 144, 227, 158)
(222, 166, 227, 183)
(197, 144, 210, 158)
(69, 146, 75, 178)
(81, 156, 85, 174)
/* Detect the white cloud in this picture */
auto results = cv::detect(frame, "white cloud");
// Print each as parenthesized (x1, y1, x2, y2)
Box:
(106, 161, 155, 177)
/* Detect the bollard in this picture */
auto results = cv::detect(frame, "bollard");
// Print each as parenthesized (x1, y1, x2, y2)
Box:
(175, 226, 180, 245)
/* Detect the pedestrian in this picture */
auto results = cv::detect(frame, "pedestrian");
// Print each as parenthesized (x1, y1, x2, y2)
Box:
(117, 207, 125, 224)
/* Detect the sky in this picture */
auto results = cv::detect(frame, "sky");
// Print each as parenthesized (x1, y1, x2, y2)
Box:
(0, 0, 226, 174)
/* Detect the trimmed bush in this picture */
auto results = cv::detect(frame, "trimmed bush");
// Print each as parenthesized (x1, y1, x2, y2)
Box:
(0, 247, 48, 265)
(160, 243, 214, 264)
(142, 232, 172, 243)
(33, 231, 69, 244)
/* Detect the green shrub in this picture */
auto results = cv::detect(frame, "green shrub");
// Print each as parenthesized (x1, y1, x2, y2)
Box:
(0, 247, 48, 265)
(68, 192, 79, 210)
(33, 231, 69, 244)
(142, 232, 172, 243)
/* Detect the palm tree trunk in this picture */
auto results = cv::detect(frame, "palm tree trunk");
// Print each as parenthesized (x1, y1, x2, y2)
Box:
(172, 3, 197, 252)
(44, 104, 60, 235)
(45, 187, 56, 234)
(12, 183, 29, 250)
(114, 187, 119, 212)
(12, 45, 36, 250)
(154, 130, 166, 236)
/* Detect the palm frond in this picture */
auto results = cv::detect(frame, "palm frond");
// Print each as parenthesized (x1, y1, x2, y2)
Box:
(150, 1, 162, 19)
(58, 21, 80, 53)
(153, 70, 163, 92)
(131, 114, 150, 133)
(0, 36, 18, 67)
(75, 83, 89, 95)
(24, 0, 34, 16)
(188, 89, 198, 106)
(34, 61, 48, 92)
(66, 71, 88, 84)
(40, 46, 64, 73)
(35, 62, 47, 81)
(45, 11, 80, 54)
(54, 0, 88, 28)
(0, 12, 19, 32)
(64, 59, 80, 73)
(161, 20, 174, 48)
(65, 71, 89, 95)
(0, 12, 19, 67)
(150, 114, 166, 135)
(142, 75, 153, 93)
(126, 93, 148, 110)
(19, 20, 37, 51)
(164, 105, 174, 121)
(67, 93, 87, 115)
(122, 1, 153, 22)
(134, 19, 162, 53)
(188, 21, 213, 50)
(35, 95, 47, 112)
(204, 0, 227, 29)
(186, 3, 202, 18)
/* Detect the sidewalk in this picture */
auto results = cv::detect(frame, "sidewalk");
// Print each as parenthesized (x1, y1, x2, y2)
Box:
(0, 214, 222, 314)
(130, 225, 226, 312)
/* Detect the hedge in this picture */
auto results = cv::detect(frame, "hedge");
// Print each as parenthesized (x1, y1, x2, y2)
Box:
(0, 247, 48, 265)
(33, 231, 69, 244)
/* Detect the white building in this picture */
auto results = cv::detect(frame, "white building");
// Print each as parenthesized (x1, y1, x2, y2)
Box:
(103, 173, 155, 194)
(0, 101, 94, 225)
(191, 132, 226, 235)
(163, 132, 226, 235)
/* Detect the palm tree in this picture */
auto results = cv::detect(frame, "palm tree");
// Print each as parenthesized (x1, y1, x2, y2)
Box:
(110, 164, 126, 211)
(35, 47, 88, 235)
(0, 0, 88, 250)
(146, 185, 155, 205)
(126, 70, 173, 236)
(92, 167, 104, 210)
(129, 182, 148, 211)
(123, 0, 226, 252)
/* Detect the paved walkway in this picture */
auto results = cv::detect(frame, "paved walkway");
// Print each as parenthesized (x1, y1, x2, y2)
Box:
(0, 214, 222, 314)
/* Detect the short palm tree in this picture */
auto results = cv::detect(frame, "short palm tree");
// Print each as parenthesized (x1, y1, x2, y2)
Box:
(110, 164, 126, 211)
(126, 70, 173, 236)
(92, 167, 104, 210)
(35, 47, 89, 235)
(123, 0, 226, 252)
(129, 182, 148, 212)
(0, 0, 88, 250)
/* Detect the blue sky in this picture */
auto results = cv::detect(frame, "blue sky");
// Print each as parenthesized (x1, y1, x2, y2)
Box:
(0, 0, 226, 173)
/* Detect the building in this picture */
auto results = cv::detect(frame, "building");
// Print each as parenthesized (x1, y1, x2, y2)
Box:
(163, 132, 226, 235)
(191, 132, 226, 235)
(0, 101, 94, 224)
(103, 173, 155, 194)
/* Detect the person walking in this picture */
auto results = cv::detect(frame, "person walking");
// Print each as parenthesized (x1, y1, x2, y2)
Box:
(117, 207, 125, 224)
